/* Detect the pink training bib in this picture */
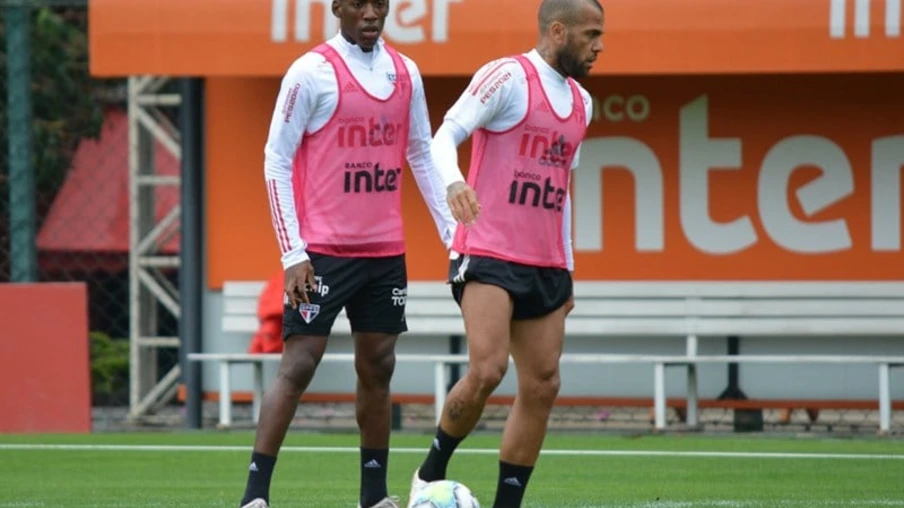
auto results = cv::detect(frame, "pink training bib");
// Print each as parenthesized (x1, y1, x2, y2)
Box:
(452, 55, 587, 269)
(292, 43, 412, 257)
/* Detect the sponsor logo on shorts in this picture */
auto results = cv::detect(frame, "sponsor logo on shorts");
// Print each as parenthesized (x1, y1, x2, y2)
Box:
(282, 276, 329, 306)
(313, 276, 329, 297)
(298, 303, 320, 324)
(391, 287, 407, 306)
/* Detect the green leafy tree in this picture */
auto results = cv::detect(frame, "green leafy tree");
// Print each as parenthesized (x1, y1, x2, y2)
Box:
(1, 6, 121, 279)
(1, 6, 109, 199)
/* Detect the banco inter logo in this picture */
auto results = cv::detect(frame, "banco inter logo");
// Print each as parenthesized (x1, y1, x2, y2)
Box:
(343, 162, 402, 194)
(337, 117, 403, 149)
(508, 170, 567, 212)
(518, 128, 575, 169)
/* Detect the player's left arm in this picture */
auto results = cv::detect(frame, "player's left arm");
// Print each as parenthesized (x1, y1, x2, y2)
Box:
(563, 190, 576, 315)
(563, 86, 593, 318)
(564, 87, 593, 275)
(403, 58, 457, 249)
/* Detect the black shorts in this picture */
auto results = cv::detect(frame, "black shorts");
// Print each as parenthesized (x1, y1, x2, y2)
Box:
(448, 254, 572, 320)
(283, 253, 408, 339)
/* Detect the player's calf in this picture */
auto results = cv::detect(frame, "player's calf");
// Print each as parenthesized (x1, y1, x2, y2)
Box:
(491, 380, 560, 508)
(444, 357, 508, 435)
(240, 336, 327, 506)
(498, 367, 561, 465)
(353, 333, 400, 508)
(415, 358, 507, 487)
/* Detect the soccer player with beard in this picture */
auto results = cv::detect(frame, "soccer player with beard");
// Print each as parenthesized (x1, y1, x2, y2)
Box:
(407, 1, 604, 507)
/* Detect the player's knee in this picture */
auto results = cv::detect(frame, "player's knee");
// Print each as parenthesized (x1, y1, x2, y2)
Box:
(278, 350, 320, 393)
(522, 366, 561, 406)
(355, 349, 396, 388)
(468, 361, 508, 396)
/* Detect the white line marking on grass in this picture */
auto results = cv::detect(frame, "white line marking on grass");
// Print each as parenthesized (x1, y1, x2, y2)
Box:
(4, 502, 903, 508)
(0, 443, 902, 460)
(573, 502, 904, 508)
(566, 503, 749, 508)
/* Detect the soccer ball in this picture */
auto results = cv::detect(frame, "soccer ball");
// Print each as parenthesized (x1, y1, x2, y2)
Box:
(409, 480, 480, 508)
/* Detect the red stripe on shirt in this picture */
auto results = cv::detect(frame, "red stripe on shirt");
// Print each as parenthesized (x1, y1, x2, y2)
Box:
(267, 179, 292, 253)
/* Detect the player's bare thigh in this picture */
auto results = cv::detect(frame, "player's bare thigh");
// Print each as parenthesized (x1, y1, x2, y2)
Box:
(509, 303, 567, 382)
(459, 281, 513, 385)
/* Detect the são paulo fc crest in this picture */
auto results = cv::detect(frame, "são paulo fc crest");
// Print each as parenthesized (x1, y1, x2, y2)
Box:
(298, 303, 320, 324)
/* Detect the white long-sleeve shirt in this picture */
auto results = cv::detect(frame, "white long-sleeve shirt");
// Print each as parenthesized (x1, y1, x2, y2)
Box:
(430, 49, 592, 271)
(264, 34, 457, 270)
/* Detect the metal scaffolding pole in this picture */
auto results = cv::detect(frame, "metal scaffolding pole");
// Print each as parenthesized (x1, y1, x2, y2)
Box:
(127, 76, 183, 421)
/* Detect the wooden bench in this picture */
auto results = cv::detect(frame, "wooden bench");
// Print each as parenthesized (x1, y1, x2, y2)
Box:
(195, 280, 904, 433)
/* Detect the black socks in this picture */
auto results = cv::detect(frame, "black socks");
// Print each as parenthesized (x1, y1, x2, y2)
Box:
(418, 426, 465, 482)
(240, 451, 277, 506)
(492, 461, 534, 508)
(360, 447, 390, 508)
(239, 448, 393, 508)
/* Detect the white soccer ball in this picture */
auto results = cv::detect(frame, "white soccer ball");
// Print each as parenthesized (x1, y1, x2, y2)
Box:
(409, 480, 480, 508)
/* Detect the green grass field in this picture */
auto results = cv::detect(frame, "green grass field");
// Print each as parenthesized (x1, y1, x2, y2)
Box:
(1, 431, 902, 507)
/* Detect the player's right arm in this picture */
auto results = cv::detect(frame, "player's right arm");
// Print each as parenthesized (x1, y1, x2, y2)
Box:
(264, 56, 320, 306)
(430, 58, 522, 225)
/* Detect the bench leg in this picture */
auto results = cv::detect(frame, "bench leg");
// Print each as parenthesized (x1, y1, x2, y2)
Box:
(685, 334, 699, 427)
(219, 361, 232, 428)
(252, 362, 264, 425)
(654, 362, 666, 431)
(879, 363, 890, 434)
(434, 362, 447, 426)
(686, 364, 699, 427)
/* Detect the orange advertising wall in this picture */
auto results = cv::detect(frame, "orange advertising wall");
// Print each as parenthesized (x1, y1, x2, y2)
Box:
(90, 0, 904, 76)
(206, 73, 904, 288)
(87, 0, 904, 288)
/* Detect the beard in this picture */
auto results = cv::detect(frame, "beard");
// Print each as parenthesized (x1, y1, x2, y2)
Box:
(555, 37, 588, 78)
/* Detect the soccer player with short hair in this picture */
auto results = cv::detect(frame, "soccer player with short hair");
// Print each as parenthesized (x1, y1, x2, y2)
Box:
(239, 1, 456, 507)
(407, 1, 604, 507)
